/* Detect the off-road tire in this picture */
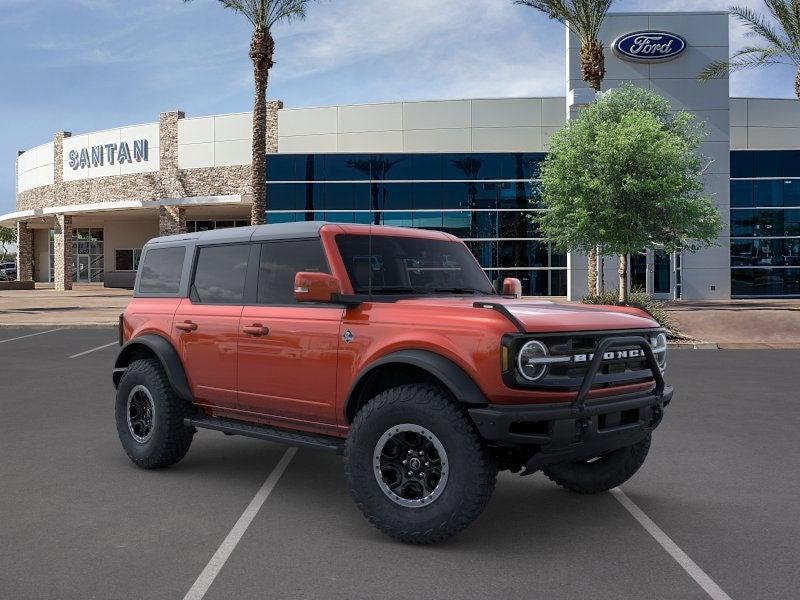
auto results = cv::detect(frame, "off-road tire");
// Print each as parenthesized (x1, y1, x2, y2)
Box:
(345, 384, 497, 544)
(115, 358, 194, 469)
(542, 434, 651, 494)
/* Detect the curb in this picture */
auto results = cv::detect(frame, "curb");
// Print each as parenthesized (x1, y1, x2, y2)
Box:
(668, 341, 719, 349)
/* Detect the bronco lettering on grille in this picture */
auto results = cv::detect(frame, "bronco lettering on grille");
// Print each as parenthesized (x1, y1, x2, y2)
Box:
(573, 348, 644, 363)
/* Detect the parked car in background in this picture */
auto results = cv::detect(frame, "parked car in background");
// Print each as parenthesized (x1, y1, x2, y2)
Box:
(113, 222, 672, 544)
(0, 262, 16, 281)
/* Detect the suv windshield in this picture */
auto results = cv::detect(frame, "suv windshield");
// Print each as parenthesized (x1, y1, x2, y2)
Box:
(335, 234, 495, 296)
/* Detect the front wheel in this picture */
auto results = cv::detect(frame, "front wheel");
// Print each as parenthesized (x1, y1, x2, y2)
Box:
(344, 384, 497, 544)
(542, 434, 652, 494)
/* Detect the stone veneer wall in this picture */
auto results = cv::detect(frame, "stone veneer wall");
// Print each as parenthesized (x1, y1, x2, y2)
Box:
(15, 221, 33, 281)
(53, 214, 73, 291)
(15, 103, 282, 213)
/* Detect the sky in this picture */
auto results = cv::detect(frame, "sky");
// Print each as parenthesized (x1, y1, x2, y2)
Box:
(0, 0, 797, 216)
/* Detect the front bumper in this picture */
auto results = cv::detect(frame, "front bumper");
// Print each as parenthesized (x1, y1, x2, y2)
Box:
(469, 333, 673, 474)
(469, 386, 672, 474)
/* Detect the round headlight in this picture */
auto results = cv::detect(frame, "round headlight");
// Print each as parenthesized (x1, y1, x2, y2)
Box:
(651, 332, 667, 369)
(517, 340, 550, 381)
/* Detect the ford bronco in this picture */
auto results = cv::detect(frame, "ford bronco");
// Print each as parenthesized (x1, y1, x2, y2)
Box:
(114, 222, 672, 544)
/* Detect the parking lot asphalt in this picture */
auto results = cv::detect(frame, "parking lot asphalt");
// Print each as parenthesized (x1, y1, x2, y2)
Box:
(1, 327, 798, 600)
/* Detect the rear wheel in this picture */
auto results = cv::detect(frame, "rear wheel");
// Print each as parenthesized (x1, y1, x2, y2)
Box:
(115, 358, 194, 469)
(542, 434, 651, 494)
(345, 384, 497, 544)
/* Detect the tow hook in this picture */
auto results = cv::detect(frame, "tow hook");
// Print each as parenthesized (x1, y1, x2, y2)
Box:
(574, 417, 589, 442)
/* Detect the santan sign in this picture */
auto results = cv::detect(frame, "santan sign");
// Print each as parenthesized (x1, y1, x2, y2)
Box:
(613, 31, 686, 62)
(68, 139, 149, 170)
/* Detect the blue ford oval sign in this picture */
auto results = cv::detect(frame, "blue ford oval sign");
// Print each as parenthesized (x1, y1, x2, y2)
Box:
(613, 31, 686, 62)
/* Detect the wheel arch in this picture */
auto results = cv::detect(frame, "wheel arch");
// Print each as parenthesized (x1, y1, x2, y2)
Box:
(113, 334, 192, 402)
(344, 349, 487, 423)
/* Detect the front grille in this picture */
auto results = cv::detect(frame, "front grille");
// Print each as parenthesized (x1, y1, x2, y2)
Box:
(505, 329, 659, 391)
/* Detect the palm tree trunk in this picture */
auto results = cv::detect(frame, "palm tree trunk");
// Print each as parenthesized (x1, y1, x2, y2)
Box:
(580, 38, 604, 294)
(796, 67, 800, 102)
(249, 29, 274, 226)
(618, 254, 628, 303)
(580, 40, 605, 92)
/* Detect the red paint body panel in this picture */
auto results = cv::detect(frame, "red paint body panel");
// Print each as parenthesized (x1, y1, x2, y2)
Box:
(173, 298, 242, 408)
(122, 224, 661, 439)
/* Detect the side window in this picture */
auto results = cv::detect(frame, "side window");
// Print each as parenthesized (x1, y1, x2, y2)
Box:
(138, 246, 186, 295)
(258, 240, 329, 305)
(192, 244, 251, 304)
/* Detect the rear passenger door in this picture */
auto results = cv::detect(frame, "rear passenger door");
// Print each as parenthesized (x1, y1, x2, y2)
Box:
(237, 239, 343, 430)
(173, 243, 256, 410)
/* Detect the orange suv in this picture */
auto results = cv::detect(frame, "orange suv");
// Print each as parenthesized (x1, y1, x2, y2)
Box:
(114, 222, 672, 544)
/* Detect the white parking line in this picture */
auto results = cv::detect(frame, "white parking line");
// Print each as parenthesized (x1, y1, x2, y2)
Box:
(611, 488, 733, 600)
(0, 328, 63, 345)
(68, 341, 118, 359)
(183, 447, 298, 600)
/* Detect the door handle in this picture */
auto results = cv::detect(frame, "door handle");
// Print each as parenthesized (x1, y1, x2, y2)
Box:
(242, 324, 269, 336)
(175, 320, 198, 332)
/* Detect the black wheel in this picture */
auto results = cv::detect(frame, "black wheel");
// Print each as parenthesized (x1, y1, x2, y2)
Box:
(542, 434, 652, 494)
(344, 384, 497, 544)
(115, 358, 194, 469)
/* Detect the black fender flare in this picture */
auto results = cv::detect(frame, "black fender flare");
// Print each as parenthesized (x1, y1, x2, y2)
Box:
(345, 349, 487, 422)
(113, 334, 192, 402)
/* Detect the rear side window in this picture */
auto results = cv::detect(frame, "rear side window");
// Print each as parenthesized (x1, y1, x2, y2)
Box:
(258, 240, 328, 304)
(191, 244, 251, 304)
(138, 246, 186, 295)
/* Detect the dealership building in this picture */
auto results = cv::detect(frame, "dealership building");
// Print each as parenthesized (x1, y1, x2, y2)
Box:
(4, 10, 800, 299)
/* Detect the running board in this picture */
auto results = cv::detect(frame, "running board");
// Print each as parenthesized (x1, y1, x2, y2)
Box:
(184, 415, 345, 455)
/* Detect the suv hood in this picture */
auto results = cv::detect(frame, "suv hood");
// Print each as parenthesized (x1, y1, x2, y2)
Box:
(395, 296, 659, 333)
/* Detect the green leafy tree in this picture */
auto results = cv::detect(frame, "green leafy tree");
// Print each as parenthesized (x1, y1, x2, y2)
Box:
(0, 226, 15, 263)
(184, 0, 315, 225)
(699, 2, 800, 100)
(515, 0, 616, 293)
(535, 84, 722, 302)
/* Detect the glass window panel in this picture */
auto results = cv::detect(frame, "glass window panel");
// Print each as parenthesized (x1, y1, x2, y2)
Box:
(138, 246, 185, 295)
(215, 221, 234, 229)
(441, 211, 472, 237)
(192, 244, 250, 304)
(441, 182, 470, 210)
(325, 182, 354, 211)
(730, 151, 754, 178)
(380, 212, 413, 227)
(266, 154, 298, 181)
(378, 183, 413, 211)
(500, 211, 532, 239)
(754, 180, 783, 207)
(266, 212, 295, 224)
(783, 180, 800, 207)
(466, 241, 494, 268)
(785, 210, 800, 236)
(550, 244, 567, 268)
(412, 154, 442, 180)
(516, 153, 546, 179)
(325, 155, 360, 181)
(412, 182, 443, 210)
(257, 240, 329, 304)
(780, 150, 800, 177)
(732, 268, 800, 296)
(550, 268, 567, 296)
(730, 180, 753, 208)
(731, 210, 754, 237)
(754, 151, 782, 177)
(413, 211, 443, 229)
(115, 249, 134, 271)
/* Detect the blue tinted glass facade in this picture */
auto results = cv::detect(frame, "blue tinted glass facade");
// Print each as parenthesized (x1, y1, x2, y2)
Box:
(731, 150, 800, 296)
(265, 153, 566, 296)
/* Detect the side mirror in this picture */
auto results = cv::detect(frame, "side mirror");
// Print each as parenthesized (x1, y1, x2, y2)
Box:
(294, 272, 342, 303)
(502, 277, 522, 298)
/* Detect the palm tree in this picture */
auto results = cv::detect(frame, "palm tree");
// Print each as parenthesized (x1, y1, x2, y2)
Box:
(184, 0, 314, 225)
(515, 0, 615, 295)
(699, 2, 800, 100)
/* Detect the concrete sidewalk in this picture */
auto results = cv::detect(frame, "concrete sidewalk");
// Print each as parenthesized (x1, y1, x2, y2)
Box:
(664, 299, 800, 348)
(0, 283, 130, 327)
(2, 285, 799, 347)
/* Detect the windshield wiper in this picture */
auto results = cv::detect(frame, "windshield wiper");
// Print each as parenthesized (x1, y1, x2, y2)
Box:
(355, 286, 427, 295)
(432, 287, 493, 295)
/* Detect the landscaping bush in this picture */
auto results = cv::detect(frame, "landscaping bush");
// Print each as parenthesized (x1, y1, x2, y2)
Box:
(580, 288, 687, 340)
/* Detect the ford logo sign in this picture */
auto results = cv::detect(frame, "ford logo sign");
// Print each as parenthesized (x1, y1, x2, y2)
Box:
(613, 31, 686, 62)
